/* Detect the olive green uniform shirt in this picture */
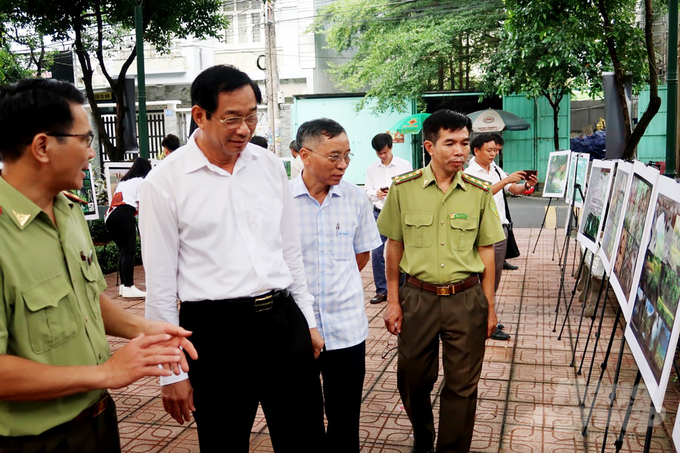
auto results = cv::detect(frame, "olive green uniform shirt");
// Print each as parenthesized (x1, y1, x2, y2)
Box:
(377, 165, 505, 284)
(0, 177, 110, 436)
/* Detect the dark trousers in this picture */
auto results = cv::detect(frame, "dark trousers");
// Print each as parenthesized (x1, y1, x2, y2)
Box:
(397, 283, 488, 453)
(105, 205, 137, 287)
(371, 207, 388, 295)
(318, 341, 366, 453)
(0, 393, 120, 453)
(493, 225, 509, 292)
(179, 291, 325, 453)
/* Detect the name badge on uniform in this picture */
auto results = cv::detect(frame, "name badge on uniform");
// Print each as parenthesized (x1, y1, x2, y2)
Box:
(451, 213, 468, 220)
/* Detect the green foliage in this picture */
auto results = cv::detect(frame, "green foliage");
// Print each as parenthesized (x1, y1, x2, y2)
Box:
(0, 45, 31, 84)
(314, 0, 505, 113)
(90, 220, 142, 275)
(88, 219, 111, 244)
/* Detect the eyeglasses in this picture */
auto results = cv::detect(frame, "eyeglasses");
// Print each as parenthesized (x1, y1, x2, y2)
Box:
(47, 131, 95, 147)
(382, 334, 400, 359)
(215, 112, 261, 129)
(304, 148, 353, 164)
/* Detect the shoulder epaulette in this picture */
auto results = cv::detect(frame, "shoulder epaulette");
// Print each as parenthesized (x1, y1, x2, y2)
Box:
(392, 169, 423, 185)
(61, 190, 88, 205)
(462, 173, 491, 192)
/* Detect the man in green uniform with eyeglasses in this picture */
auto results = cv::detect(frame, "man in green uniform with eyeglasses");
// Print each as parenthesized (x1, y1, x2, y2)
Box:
(0, 78, 197, 453)
(378, 109, 505, 453)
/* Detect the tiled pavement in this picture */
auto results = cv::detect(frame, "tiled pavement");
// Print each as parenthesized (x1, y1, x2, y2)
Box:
(105, 228, 679, 452)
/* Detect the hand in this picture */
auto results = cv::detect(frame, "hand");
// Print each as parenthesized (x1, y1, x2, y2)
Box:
(504, 171, 526, 185)
(487, 309, 498, 339)
(102, 334, 183, 389)
(383, 298, 403, 335)
(309, 328, 324, 359)
(143, 321, 199, 375)
(161, 379, 195, 424)
(526, 174, 538, 188)
(377, 189, 387, 200)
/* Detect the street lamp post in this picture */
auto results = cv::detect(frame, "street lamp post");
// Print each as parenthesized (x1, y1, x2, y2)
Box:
(135, 1, 149, 159)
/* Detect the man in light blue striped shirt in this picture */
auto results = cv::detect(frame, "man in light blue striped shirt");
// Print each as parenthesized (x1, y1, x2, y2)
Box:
(290, 118, 382, 453)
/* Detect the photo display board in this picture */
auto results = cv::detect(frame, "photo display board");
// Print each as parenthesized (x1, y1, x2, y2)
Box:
(104, 162, 134, 204)
(280, 157, 294, 179)
(599, 161, 633, 274)
(577, 160, 615, 254)
(72, 164, 99, 220)
(610, 161, 659, 321)
(542, 150, 571, 198)
(625, 175, 680, 412)
(565, 152, 590, 208)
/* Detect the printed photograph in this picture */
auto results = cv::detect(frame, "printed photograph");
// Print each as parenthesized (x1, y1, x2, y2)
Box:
(542, 150, 571, 198)
(630, 192, 680, 384)
(601, 164, 631, 269)
(72, 164, 99, 220)
(613, 173, 654, 302)
(577, 161, 613, 253)
(565, 153, 589, 207)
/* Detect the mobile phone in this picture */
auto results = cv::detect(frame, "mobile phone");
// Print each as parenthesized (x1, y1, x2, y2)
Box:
(380, 187, 389, 192)
(523, 170, 538, 178)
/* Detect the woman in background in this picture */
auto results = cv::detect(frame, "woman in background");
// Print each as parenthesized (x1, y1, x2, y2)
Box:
(105, 158, 152, 298)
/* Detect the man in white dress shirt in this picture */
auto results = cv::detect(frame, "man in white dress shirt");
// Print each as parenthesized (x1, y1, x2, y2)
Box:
(290, 119, 381, 452)
(139, 65, 324, 452)
(290, 140, 303, 179)
(465, 133, 537, 341)
(364, 133, 412, 304)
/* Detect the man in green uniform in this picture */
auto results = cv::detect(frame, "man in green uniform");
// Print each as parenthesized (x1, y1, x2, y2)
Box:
(0, 78, 198, 452)
(378, 109, 505, 453)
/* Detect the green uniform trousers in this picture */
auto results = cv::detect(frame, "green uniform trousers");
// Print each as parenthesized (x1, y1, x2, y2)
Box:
(397, 281, 488, 453)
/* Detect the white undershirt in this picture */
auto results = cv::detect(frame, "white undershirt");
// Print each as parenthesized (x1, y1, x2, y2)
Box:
(139, 131, 315, 385)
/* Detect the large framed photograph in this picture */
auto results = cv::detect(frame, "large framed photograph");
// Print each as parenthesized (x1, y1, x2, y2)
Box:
(564, 152, 590, 208)
(610, 161, 659, 320)
(542, 150, 571, 198)
(599, 161, 633, 273)
(72, 164, 99, 220)
(576, 160, 615, 254)
(625, 175, 680, 412)
(104, 162, 134, 204)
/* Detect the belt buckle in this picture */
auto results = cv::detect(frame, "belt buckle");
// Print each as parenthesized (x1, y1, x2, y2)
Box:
(436, 285, 453, 296)
(93, 399, 107, 418)
(254, 294, 274, 312)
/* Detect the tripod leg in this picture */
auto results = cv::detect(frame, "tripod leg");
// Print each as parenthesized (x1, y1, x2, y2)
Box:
(600, 328, 628, 453)
(570, 254, 594, 367)
(533, 197, 552, 253)
(642, 402, 656, 453)
(578, 273, 607, 377)
(583, 306, 621, 436)
(554, 232, 584, 333)
(583, 277, 610, 396)
(614, 371, 642, 452)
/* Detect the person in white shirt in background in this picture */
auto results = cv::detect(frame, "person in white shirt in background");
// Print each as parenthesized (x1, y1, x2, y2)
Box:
(290, 139, 303, 179)
(139, 65, 324, 453)
(104, 157, 152, 298)
(465, 133, 537, 341)
(364, 133, 412, 304)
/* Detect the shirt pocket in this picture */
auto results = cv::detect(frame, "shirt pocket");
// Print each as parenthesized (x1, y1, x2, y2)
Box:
(22, 274, 79, 354)
(404, 213, 434, 248)
(331, 229, 355, 261)
(80, 261, 102, 320)
(449, 217, 478, 251)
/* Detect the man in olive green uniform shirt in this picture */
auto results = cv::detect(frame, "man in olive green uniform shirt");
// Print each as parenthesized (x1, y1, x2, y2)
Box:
(0, 78, 197, 452)
(378, 110, 505, 453)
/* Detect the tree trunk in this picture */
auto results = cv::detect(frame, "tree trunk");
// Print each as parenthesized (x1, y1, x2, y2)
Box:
(438, 57, 444, 91)
(465, 33, 470, 89)
(622, 0, 661, 159)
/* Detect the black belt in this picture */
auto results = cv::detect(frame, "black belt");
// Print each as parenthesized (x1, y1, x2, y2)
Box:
(72, 392, 110, 423)
(374, 206, 381, 213)
(225, 289, 289, 313)
(406, 274, 480, 296)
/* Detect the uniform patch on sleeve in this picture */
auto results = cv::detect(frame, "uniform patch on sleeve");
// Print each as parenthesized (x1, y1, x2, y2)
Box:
(392, 169, 423, 185)
(490, 201, 500, 218)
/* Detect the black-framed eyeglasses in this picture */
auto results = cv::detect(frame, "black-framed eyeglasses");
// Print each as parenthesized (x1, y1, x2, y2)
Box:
(47, 131, 94, 147)
(304, 148, 353, 165)
(215, 112, 261, 129)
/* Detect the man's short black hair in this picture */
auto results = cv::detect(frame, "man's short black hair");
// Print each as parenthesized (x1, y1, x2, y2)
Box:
(0, 78, 86, 162)
(422, 109, 472, 144)
(371, 133, 392, 152)
(470, 133, 504, 155)
(191, 65, 262, 119)
(296, 118, 346, 151)
(161, 134, 180, 151)
(289, 140, 299, 153)
(250, 135, 268, 149)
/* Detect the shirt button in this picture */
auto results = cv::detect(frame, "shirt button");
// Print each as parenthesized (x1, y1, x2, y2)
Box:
(441, 221, 444, 225)
(441, 242, 445, 246)
(85, 316, 89, 323)
(98, 354, 102, 361)
(441, 263, 445, 268)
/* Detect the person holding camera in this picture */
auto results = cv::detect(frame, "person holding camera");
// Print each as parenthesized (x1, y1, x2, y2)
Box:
(466, 133, 537, 340)
(364, 133, 412, 304)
